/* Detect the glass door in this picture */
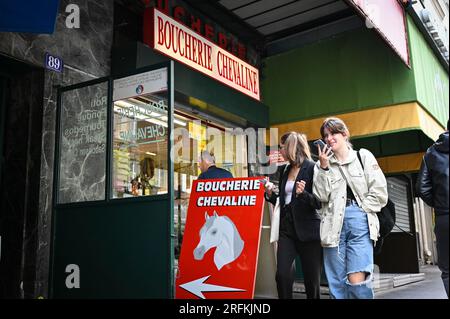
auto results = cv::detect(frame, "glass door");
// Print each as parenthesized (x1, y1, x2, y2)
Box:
(172, 110, 248, 277)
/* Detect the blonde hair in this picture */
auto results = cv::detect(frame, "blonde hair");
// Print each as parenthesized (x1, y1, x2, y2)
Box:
(320, 117, 353, 148)
(280, 132, 311, 166)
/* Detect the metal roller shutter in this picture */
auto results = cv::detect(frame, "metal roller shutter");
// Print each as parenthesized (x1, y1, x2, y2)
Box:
(387, 177, 411, 233)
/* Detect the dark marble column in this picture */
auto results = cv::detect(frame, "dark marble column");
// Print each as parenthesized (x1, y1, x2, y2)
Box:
(0, 0, 114, 298)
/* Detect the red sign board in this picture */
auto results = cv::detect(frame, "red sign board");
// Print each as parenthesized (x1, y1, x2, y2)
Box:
(176, 177, 265, 299)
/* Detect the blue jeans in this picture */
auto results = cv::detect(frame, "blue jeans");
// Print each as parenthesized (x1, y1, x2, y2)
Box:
(323, 203, 374, 299)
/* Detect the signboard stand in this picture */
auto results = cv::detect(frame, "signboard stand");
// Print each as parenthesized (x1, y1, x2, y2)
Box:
(176, 177, 265, 299)
(254, 201, 278, 299)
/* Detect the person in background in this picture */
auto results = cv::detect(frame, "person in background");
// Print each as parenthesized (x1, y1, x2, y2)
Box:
(416, 119, 449, 298)
(198, 150, 233, 180)
(313, 117, 388, 299)
(264, 132, 322, 299)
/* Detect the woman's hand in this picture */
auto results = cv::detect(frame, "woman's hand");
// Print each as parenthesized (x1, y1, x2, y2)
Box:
(262, 177, 275, 196)
(295, 180, 306, 196)
(318, 143, 333, 169)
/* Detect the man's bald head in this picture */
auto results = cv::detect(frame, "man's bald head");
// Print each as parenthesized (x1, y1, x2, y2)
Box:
(199, 151, 215, 173)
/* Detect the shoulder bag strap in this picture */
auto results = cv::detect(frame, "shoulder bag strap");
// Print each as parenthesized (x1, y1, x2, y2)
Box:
(357, 150, 364, 170)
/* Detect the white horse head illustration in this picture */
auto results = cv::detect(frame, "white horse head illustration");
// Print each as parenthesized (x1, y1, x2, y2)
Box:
(193, 211, 244, 270)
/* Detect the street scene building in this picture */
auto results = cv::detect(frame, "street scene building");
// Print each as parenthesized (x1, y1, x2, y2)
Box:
(0, 0, 448, 299)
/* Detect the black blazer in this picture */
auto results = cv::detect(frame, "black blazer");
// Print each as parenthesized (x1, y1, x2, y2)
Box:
(267, 159, 321, 242)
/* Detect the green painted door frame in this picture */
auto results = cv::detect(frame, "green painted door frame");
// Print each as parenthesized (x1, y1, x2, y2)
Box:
(49, 62, 175, 298)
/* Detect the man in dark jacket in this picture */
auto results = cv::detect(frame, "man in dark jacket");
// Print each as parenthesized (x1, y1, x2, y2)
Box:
(416, 119, 449, 298)
(198, 151, 233, 180)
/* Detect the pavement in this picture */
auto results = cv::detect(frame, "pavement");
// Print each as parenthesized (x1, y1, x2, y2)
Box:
(375, 265, 447, 299)
(292, 265, 448, 299)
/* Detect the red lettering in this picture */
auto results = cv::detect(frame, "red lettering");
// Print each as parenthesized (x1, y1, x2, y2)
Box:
(253, 72, 258, 94)
(238, 43, 246, 61)
(198, 41, 203, 67)
(206, 45, 212, 71)
(157, 17, 164, 46)
(230, 38, 238, 55)
(185, 33, 191, 60)
(190, 15, 201, 34)
(164, 21, 171, 49)
(172, 25, 177, 54)
(173, 6, 185, 24)
(217, 52, 223, 77)
(152, 5, 252, 66)
(222, 54, 228, 80)
(247, 68, 252, 92)
(234, 60, 241, 87)
(205, 24, 214, 41)
(156, 0, 169, 14)
(192, 37, 198, 63)
(227, 56, 233, 81)
(218, 33, 228, 50)
(241, 64, 247, 89)
(178, 28, 184, 57)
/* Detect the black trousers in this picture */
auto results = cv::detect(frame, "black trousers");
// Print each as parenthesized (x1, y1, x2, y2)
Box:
(435, 214, 449, 298)
(276, 207, 322, 299)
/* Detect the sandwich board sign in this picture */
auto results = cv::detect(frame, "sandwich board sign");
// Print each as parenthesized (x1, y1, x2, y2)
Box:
(176, 177, 265, 299)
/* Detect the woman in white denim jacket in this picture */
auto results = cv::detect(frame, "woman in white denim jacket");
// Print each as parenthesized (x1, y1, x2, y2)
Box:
(313, 117, 388, 299)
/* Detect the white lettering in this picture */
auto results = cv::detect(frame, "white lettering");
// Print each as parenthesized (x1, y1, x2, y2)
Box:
(65, 4, 80, 29)
(65, 264, 80, 289)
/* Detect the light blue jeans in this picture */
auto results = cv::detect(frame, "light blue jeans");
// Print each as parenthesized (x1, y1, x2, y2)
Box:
(323, 203, 374, 299)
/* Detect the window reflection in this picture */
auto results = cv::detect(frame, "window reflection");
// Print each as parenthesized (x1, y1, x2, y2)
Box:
(172, 110, 248, 260)
(112, 95, 169, 198)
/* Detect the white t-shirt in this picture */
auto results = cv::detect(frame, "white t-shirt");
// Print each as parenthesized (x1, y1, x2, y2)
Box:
(284, 180, 295, 205)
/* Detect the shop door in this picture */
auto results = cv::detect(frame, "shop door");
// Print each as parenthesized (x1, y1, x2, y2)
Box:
(50, 63, 175, 298)
(172, 117, 249, 265)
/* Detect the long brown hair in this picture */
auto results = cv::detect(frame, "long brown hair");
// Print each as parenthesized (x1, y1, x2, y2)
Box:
(280, 132, 311, 167)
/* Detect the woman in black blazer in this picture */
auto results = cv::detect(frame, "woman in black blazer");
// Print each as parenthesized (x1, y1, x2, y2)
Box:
(265, 132, 322, 299)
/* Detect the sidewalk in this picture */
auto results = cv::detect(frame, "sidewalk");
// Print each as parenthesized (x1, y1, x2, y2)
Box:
(293, 265, 447, 299)
(375, 265, 447, 299)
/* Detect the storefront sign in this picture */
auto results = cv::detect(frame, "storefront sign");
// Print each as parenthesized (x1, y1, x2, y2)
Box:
(144, 0, 253, 64)
(153, 9, 260, 101)
(347, 0, 410, 67)
(176, 177, 265, 299)
(113, 68, 167, 101)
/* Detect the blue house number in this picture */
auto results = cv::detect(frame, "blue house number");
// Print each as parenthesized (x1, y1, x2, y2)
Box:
(45, 53, 63, 73)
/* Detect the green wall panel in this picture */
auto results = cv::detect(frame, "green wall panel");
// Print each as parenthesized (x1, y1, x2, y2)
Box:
(262, 27, 417, 125)
(408, 16, 449, 127)
(51, 199, 171, 298)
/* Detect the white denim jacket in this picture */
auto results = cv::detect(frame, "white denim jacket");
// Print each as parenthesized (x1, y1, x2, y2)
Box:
(313, 148, 388, 247)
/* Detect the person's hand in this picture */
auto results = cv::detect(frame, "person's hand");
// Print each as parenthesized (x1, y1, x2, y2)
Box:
(296, 180, 306, 196)
(318, 143, 333, 169)
(262, 177, 275, 196)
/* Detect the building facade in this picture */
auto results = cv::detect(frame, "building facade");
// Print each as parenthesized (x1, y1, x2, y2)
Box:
(0, 0, 448, 298)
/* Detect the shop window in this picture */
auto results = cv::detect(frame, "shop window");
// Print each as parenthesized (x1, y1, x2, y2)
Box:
(58, 81, 108, 204)
(112, 69, 169, 198)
